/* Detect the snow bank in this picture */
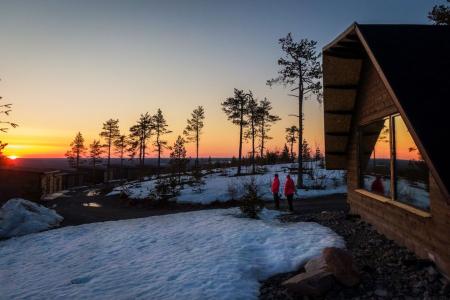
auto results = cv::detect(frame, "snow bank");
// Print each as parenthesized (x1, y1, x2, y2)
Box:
(108, 163, 347, 204)
(0, 198, 63, 239)
(0, 208, 344, 299)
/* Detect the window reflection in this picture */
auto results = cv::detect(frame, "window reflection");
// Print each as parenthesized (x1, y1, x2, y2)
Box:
(360, 119, 391, 198)
(394, 116, 430, 211)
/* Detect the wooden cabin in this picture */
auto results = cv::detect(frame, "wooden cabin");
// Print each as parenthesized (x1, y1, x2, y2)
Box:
(323, 24, 450, 276)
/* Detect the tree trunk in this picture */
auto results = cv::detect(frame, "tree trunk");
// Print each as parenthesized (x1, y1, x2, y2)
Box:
(251, 120, 255, 174)
(120, 152, 124, 183)
(107, 134, 111, 182)
(290, 140, 294, 162)
(297, 79, 304, 188)
(237, 107, 243, 176)
(260, 121, 265, 158)
(196, 129, 199, 170)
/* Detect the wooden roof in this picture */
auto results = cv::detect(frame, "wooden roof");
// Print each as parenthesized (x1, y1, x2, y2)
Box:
(322, 23, 450, 200)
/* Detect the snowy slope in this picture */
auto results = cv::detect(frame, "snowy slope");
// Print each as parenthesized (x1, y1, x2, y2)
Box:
(0, 208, 344, 299)
(108, 163, 347, 204)
(0, 198, 63, 238)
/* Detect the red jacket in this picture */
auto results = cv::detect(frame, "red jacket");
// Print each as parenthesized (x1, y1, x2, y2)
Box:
(271, 177, 280, 193)
(371, 177, 385, 195)
(284, 177, 296, 196)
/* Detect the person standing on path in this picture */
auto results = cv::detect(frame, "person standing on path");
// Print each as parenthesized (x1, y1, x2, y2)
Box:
(284, 175, 296, 212)
(271, 174, 280, 209)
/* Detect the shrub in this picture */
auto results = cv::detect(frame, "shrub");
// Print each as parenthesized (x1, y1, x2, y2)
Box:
(227, 180, 239, 200)
(239, 177, 264, 219)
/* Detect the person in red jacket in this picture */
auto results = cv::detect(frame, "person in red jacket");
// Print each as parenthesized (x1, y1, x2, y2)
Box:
(271, 174, 280, 209)
(284, 175, 296, 212)
(371, 175, 385, 195)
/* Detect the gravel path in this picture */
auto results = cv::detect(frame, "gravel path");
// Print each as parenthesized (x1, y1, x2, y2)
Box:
(260, 210, 450, 299)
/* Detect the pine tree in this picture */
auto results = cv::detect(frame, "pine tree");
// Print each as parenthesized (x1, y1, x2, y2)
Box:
(114, 135, 128, 180)
(65, 132, 86, 170)
(221, 88, 248, 176)
(281, 144, 290, 163)
(244, 91, 259, 174)
(100, 118, 120, 181)
(268, 33, 322, 187)
(89, 139, 104, 183)
(256, 98, 280, 159)
(314, 146, 322, 161)
(429, 1, 450, 24)
(153, 109, 172, 176)
(129, 113, 153, 168)
(285, 126, 298, 162)
(302, 139, 311, 161)
(0, 96, 18, 164)
(183, 106, 205, 170)
(169, 135, 189, 184)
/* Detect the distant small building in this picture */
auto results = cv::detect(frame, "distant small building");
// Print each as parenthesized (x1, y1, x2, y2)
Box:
(0, 167, 84, 203)
(323, 24, 450, 276)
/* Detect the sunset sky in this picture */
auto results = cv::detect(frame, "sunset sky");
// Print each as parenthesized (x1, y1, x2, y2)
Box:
(0, 0, 438, 158)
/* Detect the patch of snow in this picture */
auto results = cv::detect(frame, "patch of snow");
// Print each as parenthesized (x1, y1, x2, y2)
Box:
(0, 208, 344, 299)
(41, 190, 69, 200)
(86, 189, 101, 197)
(0, 198, 63, 239)
(108, 163, 347, 204)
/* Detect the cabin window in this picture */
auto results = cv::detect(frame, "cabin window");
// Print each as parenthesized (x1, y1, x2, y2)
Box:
(359, 118, 391, 198)
(393, 116, 430, 211)
(359, 115, 430, 211)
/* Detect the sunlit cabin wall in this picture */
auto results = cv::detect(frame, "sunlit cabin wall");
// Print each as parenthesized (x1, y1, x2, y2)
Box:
(346, 59, 450, 277)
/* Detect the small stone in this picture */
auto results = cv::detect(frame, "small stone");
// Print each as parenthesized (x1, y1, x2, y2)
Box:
(374, 288, 388, 297)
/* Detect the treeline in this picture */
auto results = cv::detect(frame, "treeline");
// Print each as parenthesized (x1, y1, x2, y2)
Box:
(65, 106, 205, 180)
(229, 138, 324, 168)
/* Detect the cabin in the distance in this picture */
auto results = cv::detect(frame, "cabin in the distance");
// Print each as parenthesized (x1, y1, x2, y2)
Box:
(322, 23, 450, 276)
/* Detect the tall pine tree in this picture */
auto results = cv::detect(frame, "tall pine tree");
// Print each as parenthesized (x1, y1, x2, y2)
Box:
(100, 118, 120, 181)
(183, 106, 205, 170)
(244, 91, 259, 174)
(256, 97, 280, 159)
(153, 109, 172, 176)
(129, 113, 153, 168)
(268, 33, 322, 187)
(65, 132, 86, 170)
(285, 126, 298, 162)
(114, 135, 128, 180)
(221, 88, 248, 175)
(429, 1, 450, 24)
(89, 139, 104, 183)
(169, 135, 189, 184)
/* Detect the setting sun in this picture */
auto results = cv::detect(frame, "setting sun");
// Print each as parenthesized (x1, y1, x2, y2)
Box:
(7, 155, 18, 160)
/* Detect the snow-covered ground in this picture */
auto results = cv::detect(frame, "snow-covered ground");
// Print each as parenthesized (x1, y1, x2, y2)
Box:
(108, 163, 347, 204)
(0, 208, 344, 299)
(0, 198, 63, 238)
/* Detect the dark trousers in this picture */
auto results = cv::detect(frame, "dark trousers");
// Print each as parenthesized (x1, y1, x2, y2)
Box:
(273, 192, 280, 209)
(286, 194, 294, 211)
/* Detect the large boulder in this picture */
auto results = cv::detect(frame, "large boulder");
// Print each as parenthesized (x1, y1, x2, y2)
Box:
(305, 247, 360, 287)
(0, 198, 63, 238)
(282, 268, 335, 297)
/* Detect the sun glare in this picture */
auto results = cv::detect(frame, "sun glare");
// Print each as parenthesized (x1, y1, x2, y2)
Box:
(8, 155, 18, 160)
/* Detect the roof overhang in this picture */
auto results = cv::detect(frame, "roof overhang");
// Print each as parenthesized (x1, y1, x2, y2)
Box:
(322, 23, 364, 170)
(322, 23, 450, 202)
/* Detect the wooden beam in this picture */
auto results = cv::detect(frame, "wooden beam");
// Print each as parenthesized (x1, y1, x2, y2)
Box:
(325, 132, 350, 137)
(325, 110, 354, 115)
(325, 151, 347, 155)
(324, 84, 358, 90)
(324, 48, 365, 59)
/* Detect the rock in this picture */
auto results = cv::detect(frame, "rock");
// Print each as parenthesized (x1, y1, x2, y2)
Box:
(374, 288, 388, 297)
(282, 268, 335, 297)
(322, 247, 360, 287)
